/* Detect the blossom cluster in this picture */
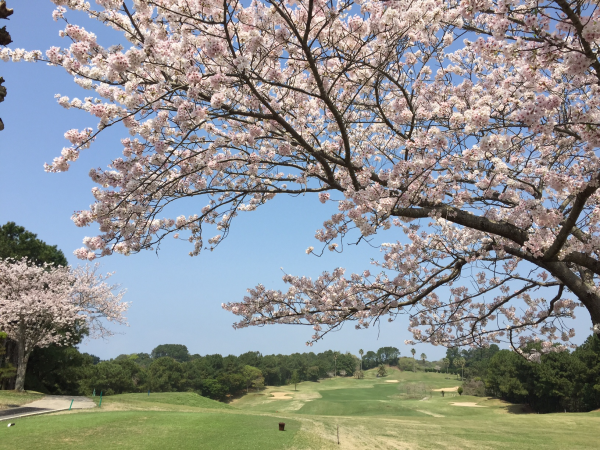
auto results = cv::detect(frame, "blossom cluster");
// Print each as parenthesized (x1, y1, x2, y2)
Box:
(7, 0, 600, 353)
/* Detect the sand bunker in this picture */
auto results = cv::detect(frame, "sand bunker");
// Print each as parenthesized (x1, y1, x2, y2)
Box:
(432, 386, 459, 392)
(450, 402, 487, 407)
(385, 380, 400, 383)
(269, 392, 293, 400)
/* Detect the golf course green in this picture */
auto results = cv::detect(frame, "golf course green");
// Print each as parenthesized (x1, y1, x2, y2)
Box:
(1, 368, 598, 449)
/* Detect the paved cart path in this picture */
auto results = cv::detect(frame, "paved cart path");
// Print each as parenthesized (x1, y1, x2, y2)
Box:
(0, 395, 95, 421)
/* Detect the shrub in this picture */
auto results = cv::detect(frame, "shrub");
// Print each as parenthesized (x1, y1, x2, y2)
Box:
(463, 379, 486, 397)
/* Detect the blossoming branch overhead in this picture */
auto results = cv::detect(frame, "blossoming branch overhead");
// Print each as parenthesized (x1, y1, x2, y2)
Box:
(0, 1, 13, 131)
(4, 0, 600, 358)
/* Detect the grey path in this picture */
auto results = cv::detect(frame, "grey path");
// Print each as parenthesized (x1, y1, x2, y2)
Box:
(0, 395, 95, 421)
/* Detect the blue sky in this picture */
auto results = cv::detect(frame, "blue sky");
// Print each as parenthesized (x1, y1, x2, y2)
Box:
(0, 1, 592, 361)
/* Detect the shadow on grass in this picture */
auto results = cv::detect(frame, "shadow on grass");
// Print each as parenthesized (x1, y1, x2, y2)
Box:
(503, 402, 534, 414)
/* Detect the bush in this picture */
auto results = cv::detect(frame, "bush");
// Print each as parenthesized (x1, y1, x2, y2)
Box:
(457, 386, 464, 396)
(463, 379, 486, 397)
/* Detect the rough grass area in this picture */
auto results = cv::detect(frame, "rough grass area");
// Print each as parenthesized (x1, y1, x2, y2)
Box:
(0, 390, 44, 409)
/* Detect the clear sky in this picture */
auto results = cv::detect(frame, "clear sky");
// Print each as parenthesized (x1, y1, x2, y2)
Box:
(0, 1, 592, 362)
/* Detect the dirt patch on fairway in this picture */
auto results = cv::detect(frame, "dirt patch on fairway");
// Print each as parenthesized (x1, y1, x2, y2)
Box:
(432, 386, 459, 392)
(269, 392, 293, 400)
(450, 402, 486, 407)
(297, 417, 418, 450)
(385, 380, 400, 383)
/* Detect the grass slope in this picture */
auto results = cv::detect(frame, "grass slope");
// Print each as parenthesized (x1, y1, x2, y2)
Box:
(98, 392, 234, 410)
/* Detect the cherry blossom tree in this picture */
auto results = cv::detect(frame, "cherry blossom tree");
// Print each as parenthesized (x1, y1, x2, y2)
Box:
(0, 259, 127, 391)
(4, 0, 600, 357)
(70, 263, 129, 338)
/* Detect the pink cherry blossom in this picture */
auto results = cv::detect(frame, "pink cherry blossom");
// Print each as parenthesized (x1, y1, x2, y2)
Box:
(8, 0, 600, 356)
(0, 259, 127, 390)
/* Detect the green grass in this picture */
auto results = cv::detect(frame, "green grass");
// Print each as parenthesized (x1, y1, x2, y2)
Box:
(0, 411, 304, 450)
(2, 369, 599, 449)
(296, 383, 428, 416)
(0, 390, 44, 408)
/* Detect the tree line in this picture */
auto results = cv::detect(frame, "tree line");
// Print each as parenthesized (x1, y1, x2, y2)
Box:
(445, 337, 600, 413)
(17, 343, 409, 401)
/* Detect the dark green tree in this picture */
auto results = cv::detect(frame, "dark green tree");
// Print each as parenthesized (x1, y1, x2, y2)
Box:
(307, 366, 320, 382)
(147, 357, 184, 392)
(0, 222, 68, 267)
(151, 344, 190, 362)
(242, 365, 262, 393)
(291, 369, 300, 391)
(362, 351, 378, 370)
(376, 347, 400, 366)
(25, 346, 98, 394)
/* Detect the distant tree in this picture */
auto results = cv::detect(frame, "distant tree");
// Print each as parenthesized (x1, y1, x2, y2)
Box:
(362, 351, 378, 370)
(359, 349, 364, 372)
(411, 348, 416, 359)
(446, 348, 460, 369)
(326, 371, 334, 378)
(434, 365, 441, 373)
(252, 376, 265, 391)
(307, 366, 320, 382)
(202, 378, 228, 401)
(455, 357, 467, 380)
(354, 364, 363, 379)
(420, 353, 427, 364)
(237, 351, 262, 368)
(442, 358, 450, 375)
(376, 347, 400, 366)
(151, 344, 190, 363)
(457, 386, 463, 396)
(242, 365, 262, 393)
(339, 369, 347, 377)
(148, 357, 184, 392)
(81, 359, 143, 396)
(291, 370, 300, 391)
(333, 351, 339, 377)
(377, 364, 387, 377)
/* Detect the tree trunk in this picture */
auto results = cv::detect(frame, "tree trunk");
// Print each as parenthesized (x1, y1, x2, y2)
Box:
(15, 337, 29, 392)
(2, 338, 18, 389)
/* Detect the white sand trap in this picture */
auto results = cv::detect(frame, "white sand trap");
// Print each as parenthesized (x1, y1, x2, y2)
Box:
(269, 392, 293, 400)
(432, 386, 459, 392)
(385, 380, 400, 383)
(450, 402, 487, 407)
